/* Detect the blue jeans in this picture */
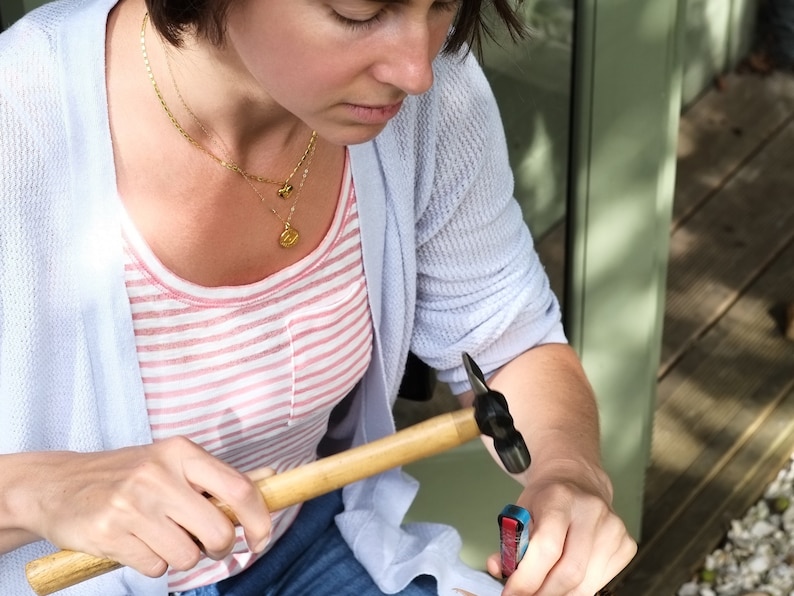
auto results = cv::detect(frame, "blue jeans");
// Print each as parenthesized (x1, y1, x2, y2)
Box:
(175, 490, 437, 596)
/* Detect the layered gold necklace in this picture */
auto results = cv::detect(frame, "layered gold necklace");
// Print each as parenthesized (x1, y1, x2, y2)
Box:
(140, 12, 316, 248)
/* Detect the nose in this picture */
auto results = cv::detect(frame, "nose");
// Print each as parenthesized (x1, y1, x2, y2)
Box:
(371, 23, 436, 96)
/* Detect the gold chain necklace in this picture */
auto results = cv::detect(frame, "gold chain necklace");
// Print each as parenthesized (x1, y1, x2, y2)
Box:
(244, 143, 315, 248)
(140, 12, 315, 248)
(160, 49, 316, 247)
(139, 12, 316, 200)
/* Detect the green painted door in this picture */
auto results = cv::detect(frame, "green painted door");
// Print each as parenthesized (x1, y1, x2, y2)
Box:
(682, 0, 757, 104)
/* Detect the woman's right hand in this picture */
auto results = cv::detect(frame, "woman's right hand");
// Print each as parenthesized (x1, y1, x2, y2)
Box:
(0, 436, 272, 577)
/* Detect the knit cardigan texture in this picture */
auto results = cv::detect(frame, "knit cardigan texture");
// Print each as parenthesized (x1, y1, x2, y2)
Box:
(0, 0, 567, 593)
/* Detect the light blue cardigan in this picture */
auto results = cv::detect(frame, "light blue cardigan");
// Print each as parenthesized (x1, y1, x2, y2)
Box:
(0, 0, 566, 593)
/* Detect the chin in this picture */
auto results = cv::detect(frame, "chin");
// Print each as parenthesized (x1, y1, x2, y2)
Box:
(329, 123, 391, 147)
(345, 124, 386, 145)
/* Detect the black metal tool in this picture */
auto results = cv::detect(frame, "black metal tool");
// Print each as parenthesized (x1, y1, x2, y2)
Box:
(463, 352, 531, 474)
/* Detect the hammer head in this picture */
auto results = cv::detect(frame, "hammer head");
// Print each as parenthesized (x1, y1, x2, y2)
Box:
(463, 352, 531, 475)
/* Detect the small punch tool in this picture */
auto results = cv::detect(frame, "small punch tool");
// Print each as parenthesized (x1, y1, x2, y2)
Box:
(498, 504, 531, 578)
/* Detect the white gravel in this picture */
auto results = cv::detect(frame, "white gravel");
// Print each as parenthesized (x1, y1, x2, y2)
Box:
(677, 454, 794, 596)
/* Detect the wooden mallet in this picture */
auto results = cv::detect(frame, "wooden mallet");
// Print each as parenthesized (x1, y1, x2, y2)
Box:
(25, 353, 530, 595)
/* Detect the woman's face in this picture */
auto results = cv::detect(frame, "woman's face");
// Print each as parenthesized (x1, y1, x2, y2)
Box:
(224, 0, 461, 145)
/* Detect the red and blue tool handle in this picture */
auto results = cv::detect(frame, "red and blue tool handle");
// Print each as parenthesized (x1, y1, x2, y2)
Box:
(499, 504, 531, 578)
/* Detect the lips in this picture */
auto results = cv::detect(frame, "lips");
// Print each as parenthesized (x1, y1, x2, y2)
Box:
(344, 99, 405, 125)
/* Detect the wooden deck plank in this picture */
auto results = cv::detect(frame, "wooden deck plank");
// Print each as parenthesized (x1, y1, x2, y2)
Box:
(612, 236, 794, 593)
(660, 118, 794, 374)
(674, 72, 794, 227)
(646, 237, 794, 507)
(616, 240, 794, 592)
(612, 385, 794, 594)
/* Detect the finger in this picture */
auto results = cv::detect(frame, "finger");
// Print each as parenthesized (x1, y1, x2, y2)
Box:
(533, 523, 598, 595)
(56, 457, 204, 570)
(179, 449, 272, 554)
(201, 470, 270, 554)
(114, 445, 240, 561)
(501, 508, 569, 594)
(248, 466, 276, 484)
(166, 492, 239, 561)
(531, 512, 635, 596)
(520, 501, 620, 596)
(129, 515, 204, 572)
(242, 467, 276, 551)
(485, 552, 502, 579)
(580, 532, 638, 595)
(488, 519, 634, 595)
(65, 529, 170, 579)
(113, 538, 170, 578)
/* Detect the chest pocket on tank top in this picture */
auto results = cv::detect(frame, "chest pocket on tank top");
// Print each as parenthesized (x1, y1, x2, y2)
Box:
(285, 278, 372, 429)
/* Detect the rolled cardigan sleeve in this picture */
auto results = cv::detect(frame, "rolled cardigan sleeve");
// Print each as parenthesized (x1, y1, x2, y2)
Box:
(410, 52, 567, 395)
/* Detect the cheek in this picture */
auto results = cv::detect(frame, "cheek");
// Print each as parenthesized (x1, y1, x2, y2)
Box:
(262, 47, 364, 109)
(227, 14, 352, 106)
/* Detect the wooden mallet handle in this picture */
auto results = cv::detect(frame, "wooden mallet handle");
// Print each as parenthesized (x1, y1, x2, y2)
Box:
(25, 407, 481, 595)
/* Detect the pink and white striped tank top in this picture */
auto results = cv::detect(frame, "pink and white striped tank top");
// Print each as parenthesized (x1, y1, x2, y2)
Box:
(121, 158, 373, 591)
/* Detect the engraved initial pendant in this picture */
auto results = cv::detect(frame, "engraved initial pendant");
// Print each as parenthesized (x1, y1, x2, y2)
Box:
(279, 224, 300, 248)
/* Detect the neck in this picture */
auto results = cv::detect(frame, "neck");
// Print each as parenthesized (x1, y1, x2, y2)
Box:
(138, 4, 307, 163)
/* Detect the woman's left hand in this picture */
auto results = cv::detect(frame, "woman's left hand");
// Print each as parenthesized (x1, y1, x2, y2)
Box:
(486, 459, 637, 596)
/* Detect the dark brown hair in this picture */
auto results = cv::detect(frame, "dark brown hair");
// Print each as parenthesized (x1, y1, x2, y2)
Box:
(145, 0, 527, 55)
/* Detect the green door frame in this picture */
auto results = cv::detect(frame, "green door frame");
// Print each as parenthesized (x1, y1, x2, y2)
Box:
(565, 0, 685, 538)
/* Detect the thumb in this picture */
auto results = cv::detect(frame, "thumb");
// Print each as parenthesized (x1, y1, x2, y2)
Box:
(247, 467, 276, 484)
(485, 552, 503, 579)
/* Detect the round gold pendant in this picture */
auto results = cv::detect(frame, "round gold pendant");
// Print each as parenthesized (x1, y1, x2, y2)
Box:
(279, 225, 300, 248)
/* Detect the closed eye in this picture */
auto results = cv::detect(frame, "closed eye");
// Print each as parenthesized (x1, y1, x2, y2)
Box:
(331, 1, 461, 32)
(331, 9, 385, 31)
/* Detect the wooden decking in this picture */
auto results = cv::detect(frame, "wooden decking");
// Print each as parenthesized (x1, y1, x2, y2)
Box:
(607, 69, 794, 594)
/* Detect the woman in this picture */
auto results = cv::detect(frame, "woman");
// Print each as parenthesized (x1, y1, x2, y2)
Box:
(0, 0, 637, 594)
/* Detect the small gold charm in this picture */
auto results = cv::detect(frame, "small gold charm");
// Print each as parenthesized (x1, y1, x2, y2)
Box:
(279, 224, 300, 248)
(277, 183, 293, 199)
